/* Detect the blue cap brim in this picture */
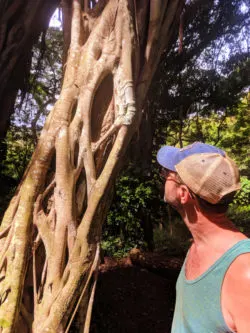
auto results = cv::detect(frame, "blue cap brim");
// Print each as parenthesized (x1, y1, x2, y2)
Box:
(157, 146, 180, 171)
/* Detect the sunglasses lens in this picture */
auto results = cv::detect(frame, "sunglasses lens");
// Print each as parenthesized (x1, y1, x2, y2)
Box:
(160, 168, 169, 178)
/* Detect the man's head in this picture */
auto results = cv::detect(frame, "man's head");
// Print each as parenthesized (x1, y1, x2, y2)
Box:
(157, 142, 241, 211)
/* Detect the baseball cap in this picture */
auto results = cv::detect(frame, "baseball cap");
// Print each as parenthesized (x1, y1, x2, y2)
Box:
(157, 142, 241, 204)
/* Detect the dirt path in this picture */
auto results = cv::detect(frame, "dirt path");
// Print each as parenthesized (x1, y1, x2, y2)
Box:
(91, 257, 179, 333)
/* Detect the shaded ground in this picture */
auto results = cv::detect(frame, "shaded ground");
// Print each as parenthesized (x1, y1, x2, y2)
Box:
(91, 255, 183, 333)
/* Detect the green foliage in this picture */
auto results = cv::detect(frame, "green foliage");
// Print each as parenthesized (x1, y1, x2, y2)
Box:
(14, 27, 63, 135)
(153, 220, 190, 256)
(164, 96, 250, 175)
(217, 96, 250, 176)
(233, 177, 250, 208)
(102, 165, 163, 257)
(2, 127, 34, 181)
(228, 176, 250, 231)
(101, 236, 141, 259)
(0, 126, 35, 218)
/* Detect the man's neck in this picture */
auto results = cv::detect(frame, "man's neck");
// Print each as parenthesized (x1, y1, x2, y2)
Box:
(181, 208, 246, 250)
(182, 211, 247, 280)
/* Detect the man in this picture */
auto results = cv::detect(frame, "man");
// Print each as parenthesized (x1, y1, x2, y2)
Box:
(157, 141, 250, 333)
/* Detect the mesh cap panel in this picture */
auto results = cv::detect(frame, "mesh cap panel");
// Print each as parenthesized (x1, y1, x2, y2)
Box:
(175, 153, 241, 204)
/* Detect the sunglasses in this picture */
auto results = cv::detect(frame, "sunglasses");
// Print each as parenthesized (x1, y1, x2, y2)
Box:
(160, 168, 181, 184)
(160, 168, 195, 199)
(160, 167, 170, 179)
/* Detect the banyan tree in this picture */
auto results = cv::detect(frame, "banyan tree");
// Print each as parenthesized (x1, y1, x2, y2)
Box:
(0, 0, 184, 331)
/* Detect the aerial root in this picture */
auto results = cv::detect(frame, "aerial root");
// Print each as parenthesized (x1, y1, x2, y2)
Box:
(0, 225, 11, 239)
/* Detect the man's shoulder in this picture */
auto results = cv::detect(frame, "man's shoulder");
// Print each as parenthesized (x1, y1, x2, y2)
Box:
(223, 250, 250, 332)
(221, 238, 250, 304)
(226, 250, 250, 281)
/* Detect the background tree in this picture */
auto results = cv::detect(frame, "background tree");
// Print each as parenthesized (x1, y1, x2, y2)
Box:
(0, 26, 63, 220)
(0, 0, 184, 332)
(102, 0, 250, 256)
(150, 0, 250, 152)
(0, 0, 60, 164)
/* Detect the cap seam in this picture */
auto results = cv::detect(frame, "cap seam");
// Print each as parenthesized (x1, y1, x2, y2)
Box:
(195, 154, 222, 201)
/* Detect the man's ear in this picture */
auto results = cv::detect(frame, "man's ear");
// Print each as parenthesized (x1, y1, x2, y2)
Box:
(178, 185, 190, 204)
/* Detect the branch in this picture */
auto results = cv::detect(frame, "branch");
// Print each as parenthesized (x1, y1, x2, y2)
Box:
(32, 243, 38, 309)
(83, 261, 99, 333)
(145, 0, 167, 62)
(65, 243, 100, 333)
(70, 0, 82, 50)
(137, 0, 184, 105)
(93, 80, 137, 152)
(38, 258, 48, 302)
(33, 195, 52, 259)
(62, 0, 72, 66)
(20, 303, 33, 329)
(78, 92, 97, 196)
(0, 225, 11, 239)
(92, 118, 121, 153)
(47, 125, 74, 287)
(42, 179, 56, 200)
(0, 224, 14, 272)
(0, 194, 20, 234)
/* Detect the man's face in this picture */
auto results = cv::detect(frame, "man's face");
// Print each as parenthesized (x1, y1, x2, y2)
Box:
(160, 168, 182, 210)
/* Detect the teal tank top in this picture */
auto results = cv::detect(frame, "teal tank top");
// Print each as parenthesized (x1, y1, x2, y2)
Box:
(171, 239, 250, 333)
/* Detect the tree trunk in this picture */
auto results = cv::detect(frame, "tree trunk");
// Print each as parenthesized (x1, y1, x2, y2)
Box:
(0, 0, 184, 332)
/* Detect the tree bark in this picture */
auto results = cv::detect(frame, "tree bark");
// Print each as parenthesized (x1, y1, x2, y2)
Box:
(0, 0, 184, 332)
